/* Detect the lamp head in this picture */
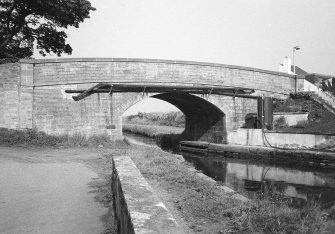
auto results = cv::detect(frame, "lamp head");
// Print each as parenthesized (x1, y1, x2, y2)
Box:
(293, 46, 301, 51)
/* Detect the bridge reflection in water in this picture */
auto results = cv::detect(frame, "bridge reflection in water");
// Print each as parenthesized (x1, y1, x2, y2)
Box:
(182, 152, 335, 208)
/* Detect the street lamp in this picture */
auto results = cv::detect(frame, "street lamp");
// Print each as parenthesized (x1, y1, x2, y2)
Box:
(292, 46, 301, 74)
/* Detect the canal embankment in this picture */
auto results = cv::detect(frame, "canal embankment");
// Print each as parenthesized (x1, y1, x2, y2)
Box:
(119, 140, 335, 233)
(122, 126, 335, 232)
(122, 124, 184, 138)
(180, 141, 335, 169)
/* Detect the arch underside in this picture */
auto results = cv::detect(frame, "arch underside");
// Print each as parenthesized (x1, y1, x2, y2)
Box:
(152, 92, 226, 143)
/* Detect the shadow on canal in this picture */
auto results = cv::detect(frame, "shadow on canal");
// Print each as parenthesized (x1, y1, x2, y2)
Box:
(123, 132, 335, 209)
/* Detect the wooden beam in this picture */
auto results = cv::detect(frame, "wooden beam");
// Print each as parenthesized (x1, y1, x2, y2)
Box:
(71, 83, 111, 101)
(66, 83, 257, 101)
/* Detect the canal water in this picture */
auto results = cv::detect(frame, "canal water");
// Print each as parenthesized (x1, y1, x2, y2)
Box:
(123, 132, 335, 208)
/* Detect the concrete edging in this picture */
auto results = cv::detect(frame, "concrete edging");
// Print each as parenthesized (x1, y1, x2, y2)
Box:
(228, 129, 335, 148)
(111, 156, 182, 234)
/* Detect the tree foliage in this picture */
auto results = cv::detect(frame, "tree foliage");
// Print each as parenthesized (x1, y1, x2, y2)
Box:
(0, 0, 95, 63)
(321, 78, 335, 94)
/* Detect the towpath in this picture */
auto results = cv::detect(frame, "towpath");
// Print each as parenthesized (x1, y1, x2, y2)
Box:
(0, 146, 115, 234)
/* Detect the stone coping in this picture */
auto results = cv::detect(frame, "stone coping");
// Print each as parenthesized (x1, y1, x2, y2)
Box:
(273, 112, 309, 115)
(234, 128, 335, 136)
(19, 58, 300, 79)
(112, 156, 183, 234)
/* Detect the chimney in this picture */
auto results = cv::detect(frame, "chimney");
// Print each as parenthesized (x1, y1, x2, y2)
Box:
(283, 57, 292, 74)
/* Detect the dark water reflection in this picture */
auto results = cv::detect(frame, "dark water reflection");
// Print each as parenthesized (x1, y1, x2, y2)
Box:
(123, 132, 335, 208)
(182, 152, 335, 208)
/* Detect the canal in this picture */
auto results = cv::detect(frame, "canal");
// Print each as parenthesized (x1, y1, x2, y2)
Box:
(123, 132, 335, 208)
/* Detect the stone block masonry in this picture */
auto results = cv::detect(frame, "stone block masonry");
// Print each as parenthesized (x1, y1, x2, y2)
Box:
(111, 156, 182, 234)
(33, 85, 111, 136)
(0, 58, 303, 139)
(0, 63, 21, 129)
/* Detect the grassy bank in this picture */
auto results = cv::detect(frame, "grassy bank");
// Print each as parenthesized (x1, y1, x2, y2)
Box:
(122, 124, 184, 151)
(123, 111, 185, 127)
(274, 97, 335, 134)
(122, 124, 184, 138)
(108, 145, 335, 234)
(0, 127, 128, 148)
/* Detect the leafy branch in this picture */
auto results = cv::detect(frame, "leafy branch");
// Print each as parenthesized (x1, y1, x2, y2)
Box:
(0, 0, 95, 63)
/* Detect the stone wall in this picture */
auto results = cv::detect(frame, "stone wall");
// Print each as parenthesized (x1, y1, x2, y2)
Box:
(33, 84, 111, 136)
(0, 63, 20, 129)
(0, 58, 302, 140)
(112, 156, 182, 234)
(24, 58, 303, 96)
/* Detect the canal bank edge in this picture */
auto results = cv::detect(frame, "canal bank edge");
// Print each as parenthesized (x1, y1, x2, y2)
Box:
(111, 156, 183, 234)
(180, 141, 335, 168)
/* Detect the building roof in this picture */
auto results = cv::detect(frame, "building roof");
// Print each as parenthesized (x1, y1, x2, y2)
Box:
(290, 65, 334, 85)
(290, 65, 308, 76)
(305, 73, 334, 85)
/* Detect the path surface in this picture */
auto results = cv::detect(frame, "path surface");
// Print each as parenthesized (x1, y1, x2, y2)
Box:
(0, 147, 111, 234)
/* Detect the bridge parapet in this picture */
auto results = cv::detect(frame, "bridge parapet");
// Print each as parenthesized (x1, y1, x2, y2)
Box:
(20, 58, 304, 96)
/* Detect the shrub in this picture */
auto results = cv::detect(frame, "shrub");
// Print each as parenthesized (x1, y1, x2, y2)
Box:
(273, 116, 288, 129)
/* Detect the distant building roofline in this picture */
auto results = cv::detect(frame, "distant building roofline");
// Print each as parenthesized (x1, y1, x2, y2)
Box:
(306, 73, 335, 80)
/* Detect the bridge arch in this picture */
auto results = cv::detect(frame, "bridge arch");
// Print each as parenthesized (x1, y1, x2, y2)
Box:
(118, 92, 226, 143)
(152, 93, 226, 143)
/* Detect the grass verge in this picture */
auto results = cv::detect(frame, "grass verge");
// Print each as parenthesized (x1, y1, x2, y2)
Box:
(122, 124, 184, 138)
(0, 127, 128, 148)
(123, 111, 185, 127)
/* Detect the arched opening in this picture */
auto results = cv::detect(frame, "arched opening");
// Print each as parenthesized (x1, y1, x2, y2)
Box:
(120, 92, 226, 144)
(123, 97, 181, 119)
(152, 93, 226, 143)
(122, 96, 185, 136)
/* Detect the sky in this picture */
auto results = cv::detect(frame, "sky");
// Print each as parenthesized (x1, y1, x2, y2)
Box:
(35, 0, 335, 115)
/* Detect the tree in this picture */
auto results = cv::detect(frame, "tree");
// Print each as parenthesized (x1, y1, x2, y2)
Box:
(0, 0, 95, 63)
(321, 78, 335, 95)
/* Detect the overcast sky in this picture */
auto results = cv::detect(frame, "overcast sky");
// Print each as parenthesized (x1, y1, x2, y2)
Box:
(35, 0, 335, 114)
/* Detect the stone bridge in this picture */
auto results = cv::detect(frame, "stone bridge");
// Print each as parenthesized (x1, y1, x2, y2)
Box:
(0, 58, 304, 143)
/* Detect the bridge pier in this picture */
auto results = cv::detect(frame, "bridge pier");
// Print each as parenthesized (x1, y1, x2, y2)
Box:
(208, 96, 258, 132)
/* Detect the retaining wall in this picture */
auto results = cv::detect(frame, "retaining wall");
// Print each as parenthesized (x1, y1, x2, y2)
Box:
(111, 156, 182, 234)
(228, 128, 334, 148)
(273, 112, 309, 127)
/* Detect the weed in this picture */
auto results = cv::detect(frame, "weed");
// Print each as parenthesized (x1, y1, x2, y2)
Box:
(273, 116, 288, 129)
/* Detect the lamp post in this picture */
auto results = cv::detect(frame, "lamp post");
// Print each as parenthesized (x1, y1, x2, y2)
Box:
(293, 46, 301, 74)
